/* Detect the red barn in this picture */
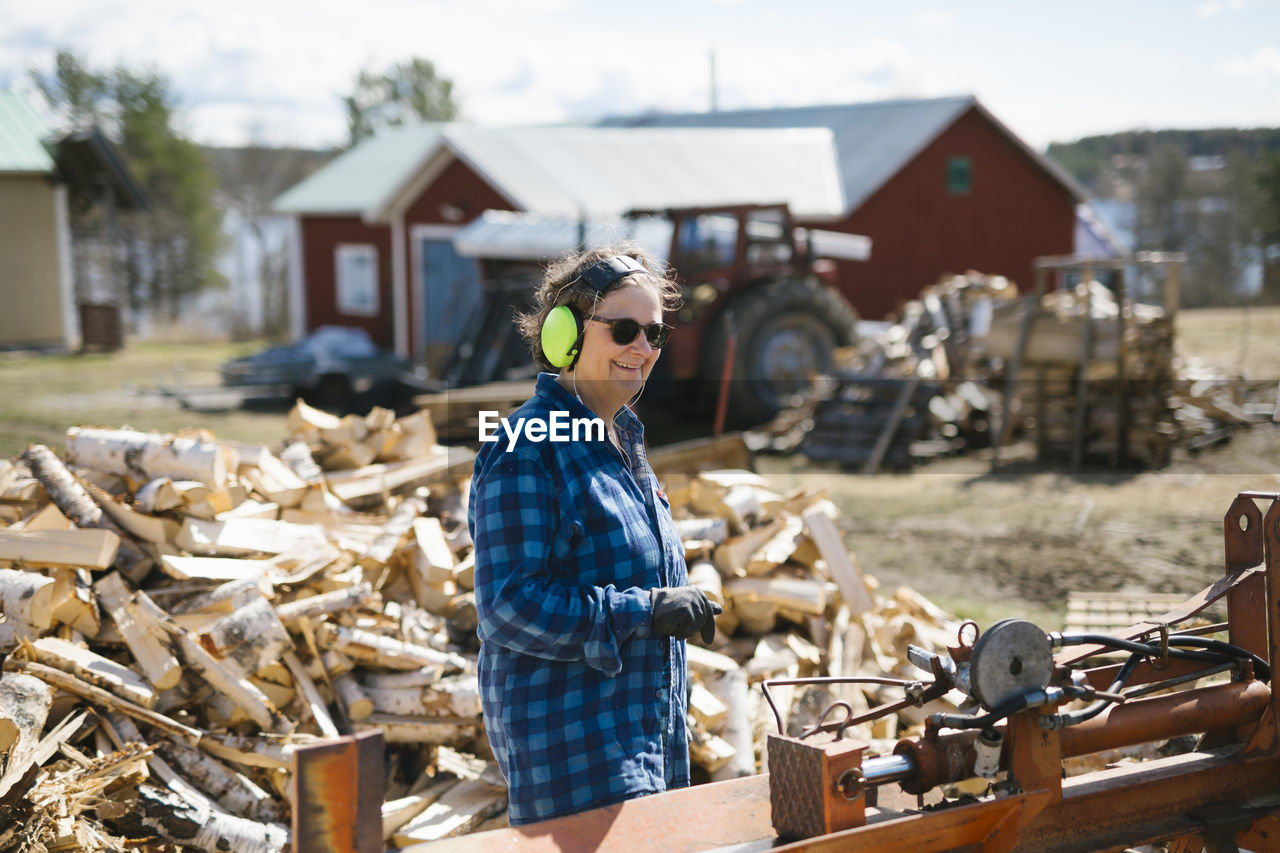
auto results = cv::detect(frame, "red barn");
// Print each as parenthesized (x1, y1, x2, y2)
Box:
(605, 95, 1088, 319)
(273, 126, 848, 369)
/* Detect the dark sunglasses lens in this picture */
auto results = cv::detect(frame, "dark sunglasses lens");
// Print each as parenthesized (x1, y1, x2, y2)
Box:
(609, 319, 641, 345)
(606, 319, 670, 348)
(646, 324, 672, 348)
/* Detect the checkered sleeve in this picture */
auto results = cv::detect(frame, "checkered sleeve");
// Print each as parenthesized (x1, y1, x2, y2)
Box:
(472, 448, 653, 677)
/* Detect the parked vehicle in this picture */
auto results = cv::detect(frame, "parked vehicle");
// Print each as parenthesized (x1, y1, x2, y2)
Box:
(449, 203, 870, 425)
(220, 326, 411, 411)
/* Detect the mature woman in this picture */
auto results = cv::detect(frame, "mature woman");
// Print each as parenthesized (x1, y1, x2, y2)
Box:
(468, 244, 720, 825)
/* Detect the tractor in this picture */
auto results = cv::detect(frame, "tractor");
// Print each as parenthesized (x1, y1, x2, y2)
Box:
(446, 203, 869, 426)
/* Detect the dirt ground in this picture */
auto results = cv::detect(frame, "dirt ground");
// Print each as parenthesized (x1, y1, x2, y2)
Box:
(754, 297, 1280, 630)
(756, 423, 1280, 631)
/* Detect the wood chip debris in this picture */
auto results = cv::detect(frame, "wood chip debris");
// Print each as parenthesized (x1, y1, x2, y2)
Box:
(0, 403, 962, 849)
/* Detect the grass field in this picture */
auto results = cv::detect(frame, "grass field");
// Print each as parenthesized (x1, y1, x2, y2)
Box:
(0, 339, 290, 457)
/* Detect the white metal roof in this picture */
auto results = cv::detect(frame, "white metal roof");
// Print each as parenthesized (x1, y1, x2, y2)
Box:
(274, 124, 846, 222)
(439, 125, 845, 220)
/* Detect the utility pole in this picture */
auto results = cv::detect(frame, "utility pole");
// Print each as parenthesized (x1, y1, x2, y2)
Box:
(709, 50, 718, 113)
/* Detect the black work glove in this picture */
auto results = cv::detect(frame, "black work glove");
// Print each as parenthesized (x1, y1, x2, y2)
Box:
(649, 586, 723, 644)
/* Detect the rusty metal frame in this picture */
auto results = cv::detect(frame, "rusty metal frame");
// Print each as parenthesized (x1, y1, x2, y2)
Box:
(430, 492, 1280, 852)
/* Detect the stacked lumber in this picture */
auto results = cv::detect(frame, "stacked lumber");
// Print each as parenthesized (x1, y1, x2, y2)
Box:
(985, 279, 1180, 467)
(752, 271, 1014, 470)
(661, 467, 963, 777)
(0, 406, 505, 851)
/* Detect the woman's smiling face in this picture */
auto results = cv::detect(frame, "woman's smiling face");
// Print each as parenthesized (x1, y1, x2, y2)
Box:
(569, 281, 663, 416)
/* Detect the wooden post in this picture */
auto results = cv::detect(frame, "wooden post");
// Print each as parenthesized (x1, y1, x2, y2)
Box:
(993, 264, 1046, 467)
(1071, 267, 1095, 472)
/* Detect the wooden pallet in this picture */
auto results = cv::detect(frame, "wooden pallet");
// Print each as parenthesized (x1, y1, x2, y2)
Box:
(1063, 590, 1211, 636)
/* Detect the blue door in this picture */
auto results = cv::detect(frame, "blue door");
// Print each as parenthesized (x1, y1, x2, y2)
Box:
(422, 239, 482, 373)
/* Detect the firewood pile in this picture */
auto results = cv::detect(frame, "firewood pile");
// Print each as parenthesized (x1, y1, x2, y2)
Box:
(0, 404, 963, 849)
(752, 271, 1015, 471)
(755, 272, 1278, 471)
(660, 468, 964, 779)
(986, 281, 1276, 467)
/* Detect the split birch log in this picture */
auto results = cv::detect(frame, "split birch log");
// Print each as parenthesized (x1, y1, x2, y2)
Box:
(282, 651, 340, 737)
(703, 667, 755, 780)
(0, 528, 119, 570)
(689, 681, 728, 732)
(159, 554, 273, 582)
(105, 783, 288, 853)
(230, 443, 309, 508)
(3, 657, 201, 745)
(362, 674, 481, 718)
(689, 725, 736, 773)
(153, 736, 288, 825)
(357, 714, 476, 744)
(171, 577, 272, 616)
(100, 711, 288, 849)
(383, 777, 460, 841)
(276, 582, 374, 624)
(392, 777, 507, 844)
(27, 636, 157, 708)
(334, 672, 374, 721)
(801, 500, 874, 616)
(436, 745, 507, 788)
(95, 572, 182, 691)
(100, 480, 204, 535)
(411, 516, 456, 584)
(49, 566, 100, 636)
(745, 514, 804, 575)
(725, 576, 828, 616)
(65, 427, 237, 488)
(0, 567, 56, 631)
(22, 443, 152, 580)
(176, 516, 328, 557)
(317, 623, 469, 671)
(135, 477, 183, 513)
(0, 671, 52, 757)
(198, 595, 292, 676)
(360, 494, 426, 574)
(174, 627, 286, 732)
(688, 560, 724, 607)
(199, 731, 313, 772)
(713, 519, 784, 577)
(279, 441, 324, 482)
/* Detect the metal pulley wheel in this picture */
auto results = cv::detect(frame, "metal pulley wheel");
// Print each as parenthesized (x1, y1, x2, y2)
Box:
(968, 619, 1054, 711)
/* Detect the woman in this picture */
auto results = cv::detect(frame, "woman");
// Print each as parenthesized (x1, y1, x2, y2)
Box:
(468, 244, 721, 825)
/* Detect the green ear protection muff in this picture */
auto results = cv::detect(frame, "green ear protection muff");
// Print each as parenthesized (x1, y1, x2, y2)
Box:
(541, 304, 583, 368)
(540, 255, 648, 369)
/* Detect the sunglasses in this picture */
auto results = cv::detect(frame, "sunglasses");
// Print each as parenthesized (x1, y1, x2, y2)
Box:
(590, 317, 673, 349)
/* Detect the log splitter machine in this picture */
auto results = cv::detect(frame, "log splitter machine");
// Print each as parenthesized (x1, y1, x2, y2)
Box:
(426, 490, 1280, 853)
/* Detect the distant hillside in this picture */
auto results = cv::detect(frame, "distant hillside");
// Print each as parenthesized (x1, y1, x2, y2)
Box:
(1047, 128, 1280, 197)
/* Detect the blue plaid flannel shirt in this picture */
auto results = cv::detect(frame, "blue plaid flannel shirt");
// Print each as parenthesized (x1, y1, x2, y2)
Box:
(469, 373, 691, 825)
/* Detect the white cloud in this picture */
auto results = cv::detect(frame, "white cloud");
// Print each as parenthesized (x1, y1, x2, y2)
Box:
(1220, 45, 1280, 77)
(1197, 0, 1248, 18)
(911, 9, 953, 30)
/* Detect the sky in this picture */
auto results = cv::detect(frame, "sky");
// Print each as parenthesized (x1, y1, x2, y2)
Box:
(2, 0, 1278, 152)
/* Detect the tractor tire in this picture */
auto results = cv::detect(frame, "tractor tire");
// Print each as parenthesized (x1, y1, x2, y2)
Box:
(705, 277, 858, 427)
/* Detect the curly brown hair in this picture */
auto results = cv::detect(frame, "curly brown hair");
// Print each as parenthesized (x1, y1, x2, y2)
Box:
(516, 242, 683, 371)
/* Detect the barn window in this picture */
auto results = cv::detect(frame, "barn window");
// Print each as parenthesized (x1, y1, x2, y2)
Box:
(947, 156, 973, 196)
(335, 244, 379, 316)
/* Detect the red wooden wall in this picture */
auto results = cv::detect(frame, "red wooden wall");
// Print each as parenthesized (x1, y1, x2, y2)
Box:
(813, 106, 1076, 320)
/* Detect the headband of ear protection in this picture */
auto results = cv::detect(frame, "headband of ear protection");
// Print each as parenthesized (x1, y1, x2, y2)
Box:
(540, 255, 648, 369)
